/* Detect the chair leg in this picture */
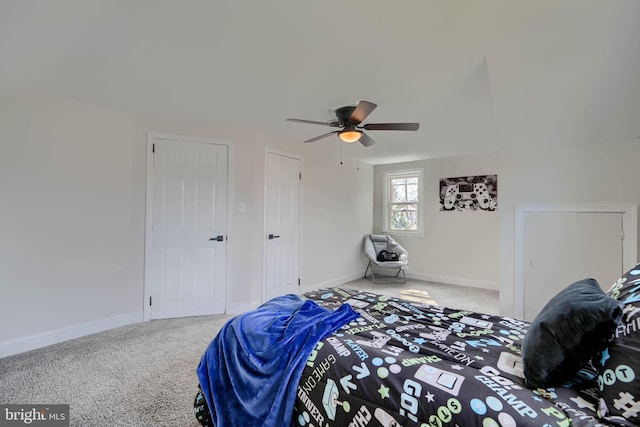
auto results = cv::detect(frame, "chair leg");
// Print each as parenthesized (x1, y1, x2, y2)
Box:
(364, 261, 377, 283)
(392, 268, 406, 283)
(366, 263, 407, 284)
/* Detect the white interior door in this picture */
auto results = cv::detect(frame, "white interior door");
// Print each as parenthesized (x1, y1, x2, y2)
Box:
(149, 138, 228, 319)
(523, 211, 623, 321)
(265, 151, 301, 300)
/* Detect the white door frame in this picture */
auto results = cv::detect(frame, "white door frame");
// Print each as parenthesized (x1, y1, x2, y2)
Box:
(514, 204, 637, 319)
(144, 132, 234, 321)
(263, 148, 303, 302)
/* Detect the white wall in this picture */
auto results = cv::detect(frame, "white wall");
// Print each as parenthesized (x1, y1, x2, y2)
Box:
(0, 93, 372, 356)
(373, 152, 500, 290)
(499, 138, 640, 316)
(0, 94, 142, 354)
(302, 142, 374, 289)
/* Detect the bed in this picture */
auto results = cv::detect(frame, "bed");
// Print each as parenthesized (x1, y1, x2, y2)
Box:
(195, 264, 640, 427)
(291, 287, 604, 427)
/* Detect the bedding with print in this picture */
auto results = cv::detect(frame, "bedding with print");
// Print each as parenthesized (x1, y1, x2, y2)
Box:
(291, 288, 611, 427)
(195, 287, 625, 426)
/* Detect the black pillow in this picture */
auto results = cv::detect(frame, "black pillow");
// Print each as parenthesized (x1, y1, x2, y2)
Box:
(376, 250, 399, 262)
(522, 278, 623, 389)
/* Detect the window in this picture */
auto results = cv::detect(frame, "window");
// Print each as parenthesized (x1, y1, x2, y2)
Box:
(384, 170, 423, 233)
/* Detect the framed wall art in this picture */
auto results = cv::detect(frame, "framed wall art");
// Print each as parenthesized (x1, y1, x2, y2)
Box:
(439, 175, 497, 211)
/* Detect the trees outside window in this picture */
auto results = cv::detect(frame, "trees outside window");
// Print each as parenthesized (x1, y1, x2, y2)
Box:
(384, 170, 423, 233)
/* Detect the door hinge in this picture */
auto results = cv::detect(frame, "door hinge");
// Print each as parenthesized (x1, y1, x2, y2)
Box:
(152, 143, 155, 153)
(298, 278, 301, 287)
(149, 296, 152, 306)
(299, 172, 302, 180)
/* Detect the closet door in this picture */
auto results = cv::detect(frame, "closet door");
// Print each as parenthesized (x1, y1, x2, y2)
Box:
(523, 211, 623, 321)
(147, 137, 228, 319)
(264, 151, 301, 301)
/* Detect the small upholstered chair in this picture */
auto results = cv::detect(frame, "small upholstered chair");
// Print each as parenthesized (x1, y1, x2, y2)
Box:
(363, 234, 409, 283)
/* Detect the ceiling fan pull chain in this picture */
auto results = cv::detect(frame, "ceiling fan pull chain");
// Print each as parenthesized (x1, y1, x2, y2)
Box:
(340, 140, 343, 165)
(357, 144, 360, 171)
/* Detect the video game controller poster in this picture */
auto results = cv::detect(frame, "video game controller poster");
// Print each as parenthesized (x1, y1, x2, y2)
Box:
(439, 175, 497, 211)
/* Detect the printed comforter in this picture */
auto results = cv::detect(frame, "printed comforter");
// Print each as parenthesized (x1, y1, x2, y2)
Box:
(292, 288, 610, 427)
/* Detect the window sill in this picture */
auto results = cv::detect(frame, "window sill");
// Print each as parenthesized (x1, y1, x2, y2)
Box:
(382, 230, 424, 237)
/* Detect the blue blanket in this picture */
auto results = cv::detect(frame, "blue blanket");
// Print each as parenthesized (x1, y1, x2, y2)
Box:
(196, 294, 358, 427)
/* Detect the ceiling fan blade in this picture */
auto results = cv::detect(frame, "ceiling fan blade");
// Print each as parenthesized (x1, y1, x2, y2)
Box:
(349, 101, 377, 124)
(304, 131, 339, 143)
(363, 122, 420, 131)
(287, 118, 337, 127)
(359, 132, 376, 147)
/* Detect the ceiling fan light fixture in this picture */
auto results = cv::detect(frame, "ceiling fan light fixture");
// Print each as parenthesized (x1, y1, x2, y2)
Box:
(339, 130, 362, 143)
(287, 100, 418, 147)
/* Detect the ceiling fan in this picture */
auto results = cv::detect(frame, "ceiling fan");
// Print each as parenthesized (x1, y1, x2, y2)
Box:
(286, 100, 419, 147)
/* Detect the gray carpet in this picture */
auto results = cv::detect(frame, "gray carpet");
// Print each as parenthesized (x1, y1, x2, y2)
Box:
(0, 314, 231, 426)
(0, 280, 498, 426)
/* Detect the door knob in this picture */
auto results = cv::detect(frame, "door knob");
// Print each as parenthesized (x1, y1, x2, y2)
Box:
(209, 235, 224, 241)
(268, 234, 280, 240)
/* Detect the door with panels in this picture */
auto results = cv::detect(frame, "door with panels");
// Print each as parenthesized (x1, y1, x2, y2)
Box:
(264, 151, 301, 301)
(147, 137, 228, 319)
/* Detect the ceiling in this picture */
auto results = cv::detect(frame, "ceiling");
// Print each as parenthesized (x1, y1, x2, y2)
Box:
(1, 0, 639, 164)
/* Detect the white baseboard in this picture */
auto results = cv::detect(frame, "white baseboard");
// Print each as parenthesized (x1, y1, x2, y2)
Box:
(299, 271, 365, 293)
(406, 272, 499, 291)
(226, 302, 261, 316)
(0, 311, 143, 358)
(300, 271, 498, 293)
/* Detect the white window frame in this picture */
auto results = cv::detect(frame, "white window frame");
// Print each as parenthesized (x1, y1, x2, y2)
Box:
(383, 169, 424, 235)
